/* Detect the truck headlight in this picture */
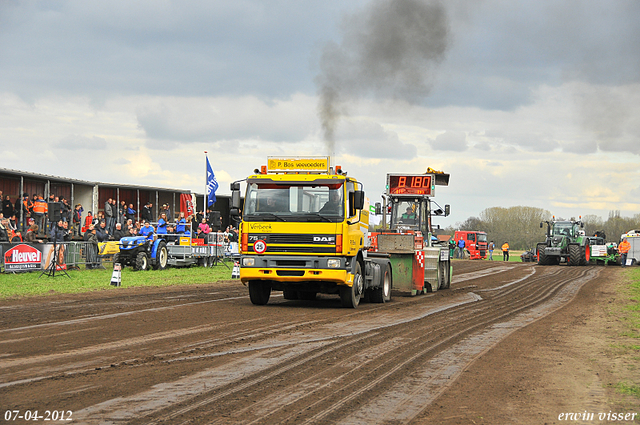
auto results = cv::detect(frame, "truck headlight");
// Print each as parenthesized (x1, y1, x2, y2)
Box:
(242, 257, 255, 267)
(327, 259, 341, 268)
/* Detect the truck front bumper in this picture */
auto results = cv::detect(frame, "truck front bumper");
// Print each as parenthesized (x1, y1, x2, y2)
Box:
(239, 255, 354, 287)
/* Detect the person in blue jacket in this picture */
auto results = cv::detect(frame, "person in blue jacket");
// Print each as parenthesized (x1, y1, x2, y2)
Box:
(139, 221, 155, 237)
(156, 213, 168, 235)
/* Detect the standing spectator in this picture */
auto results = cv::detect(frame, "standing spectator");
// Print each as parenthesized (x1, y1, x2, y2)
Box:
(32, 195, 47, 236)
(104, 198, 114, 236)
(73, 204, 83, 237)
(2, 195, 14, 218)
(618, 238, 631, 267)
(141, 201, 153, 223)
(15, 193, 30, 232)
(126, 203, 136, 221)
(502, 241, 510, 261)
(84, 211, 94, 231)
(162, 204, 171, 221)
(456, 238, 465, 259)
(488, 240, 495, 261)
(118, 200, 126, 225)
(83, 225, 99, 269)
(60, 197, 72, 223)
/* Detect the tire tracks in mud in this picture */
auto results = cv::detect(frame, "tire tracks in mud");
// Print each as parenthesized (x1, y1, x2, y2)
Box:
(72, 265, 599, 425)
(1, 263, 600, 425)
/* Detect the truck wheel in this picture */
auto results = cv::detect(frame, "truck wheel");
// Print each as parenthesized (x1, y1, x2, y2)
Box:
(248, 281, 271, 305)
(568, 244, 581, 266)
(340, 262, 363, 308)
(135, 252, 149, 271)
(438, 261, 451, 289)
(153, 241, 168, 270)
(370, 263, 392, 303)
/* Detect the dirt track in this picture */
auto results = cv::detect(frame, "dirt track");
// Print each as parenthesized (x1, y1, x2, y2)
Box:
(0, 261, 624, 424)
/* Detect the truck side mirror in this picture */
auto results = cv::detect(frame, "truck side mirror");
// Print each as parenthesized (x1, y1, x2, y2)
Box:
(444, 204, 450, 217)
(540, 222, 543, 228)
(375, 202, 381, 215)
(354, 190, 365, 210)
(230, 182, 241, 209)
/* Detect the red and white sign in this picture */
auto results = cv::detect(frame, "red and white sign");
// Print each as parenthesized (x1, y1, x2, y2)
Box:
(253, 240, 267, 254)
(4, 244, 43, 272)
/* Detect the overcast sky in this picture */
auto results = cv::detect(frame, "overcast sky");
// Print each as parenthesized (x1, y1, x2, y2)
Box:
(1, 0, 639, 226)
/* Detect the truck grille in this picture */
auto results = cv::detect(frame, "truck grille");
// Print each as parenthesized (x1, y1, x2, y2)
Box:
(247, 233, 337, 254)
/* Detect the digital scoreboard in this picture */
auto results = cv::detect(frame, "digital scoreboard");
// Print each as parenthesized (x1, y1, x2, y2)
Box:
(387, 174, 434, 196)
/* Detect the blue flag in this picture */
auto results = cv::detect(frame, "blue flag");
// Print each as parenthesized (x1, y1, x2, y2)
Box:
(206, 156, 218, 207)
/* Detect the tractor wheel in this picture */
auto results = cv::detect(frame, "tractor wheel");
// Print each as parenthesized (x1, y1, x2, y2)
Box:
(370, 263, 392, 303)
(135, 251, 149, 271)
(537, 243, 549, 265)
(153, 241, 168, 270)
(248, 281, 271, 305)
(568, 244, 581, 266)
(580, 242, 590, 266)
(112, 252, 122, 266)
(340, 262, 363, 308)
(438, 260, 451, 289)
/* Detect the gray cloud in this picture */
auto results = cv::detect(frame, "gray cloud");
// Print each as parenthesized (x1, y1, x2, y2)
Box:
(337, 120, 417, 159)
(431, 131, 467, 151)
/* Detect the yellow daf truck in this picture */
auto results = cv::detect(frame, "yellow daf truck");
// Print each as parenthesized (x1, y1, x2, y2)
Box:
(230, 156, 392, 308)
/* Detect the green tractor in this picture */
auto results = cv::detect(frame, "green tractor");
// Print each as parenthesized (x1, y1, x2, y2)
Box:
(537, 218, 590, 266)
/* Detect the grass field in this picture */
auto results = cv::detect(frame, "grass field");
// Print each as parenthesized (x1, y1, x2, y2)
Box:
(0, 262, 236, 299)
(614, 267, 640, 400)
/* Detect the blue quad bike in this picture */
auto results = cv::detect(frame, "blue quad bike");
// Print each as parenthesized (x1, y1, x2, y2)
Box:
(113, 235, 168, 271)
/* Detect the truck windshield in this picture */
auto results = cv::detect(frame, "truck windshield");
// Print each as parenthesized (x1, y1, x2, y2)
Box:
(478, 233, 488, 243)
(243, 182, 344, 222)
(392, 201, 420, 229)
(553, 222, 573, 237)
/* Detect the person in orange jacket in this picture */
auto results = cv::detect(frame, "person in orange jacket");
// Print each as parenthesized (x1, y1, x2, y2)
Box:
(618, 238, 631, 267)
(501, 241, 510, 261)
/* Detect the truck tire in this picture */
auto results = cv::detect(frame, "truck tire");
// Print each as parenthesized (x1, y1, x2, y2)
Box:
(370, 263, 391, 303)
(438, 260, 451, 289)
(537, 243, 549, 265)
(568, 244, 581, 266)
(135, 252, 149, 271)
(248, 281, 271, 305)
(153, 241, 168, 270)
(340, 262, 363, 308)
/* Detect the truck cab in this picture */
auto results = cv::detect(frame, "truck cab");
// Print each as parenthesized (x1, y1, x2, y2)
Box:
(232, 157, 391, 308)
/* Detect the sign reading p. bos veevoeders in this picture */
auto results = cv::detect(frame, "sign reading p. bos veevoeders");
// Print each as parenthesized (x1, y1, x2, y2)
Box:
(4, 244, 43, 272)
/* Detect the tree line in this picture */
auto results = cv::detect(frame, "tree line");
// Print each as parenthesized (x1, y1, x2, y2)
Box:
(446, 207, 640, 251)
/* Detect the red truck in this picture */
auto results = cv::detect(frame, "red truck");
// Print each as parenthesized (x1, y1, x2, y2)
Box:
(453, 230, 488, 260)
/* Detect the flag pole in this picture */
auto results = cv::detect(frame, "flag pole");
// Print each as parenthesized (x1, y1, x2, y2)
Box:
(204, 151, 208, 214)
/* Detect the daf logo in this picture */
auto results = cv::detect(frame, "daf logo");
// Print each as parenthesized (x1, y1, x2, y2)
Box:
(314, 236, 335, 243)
